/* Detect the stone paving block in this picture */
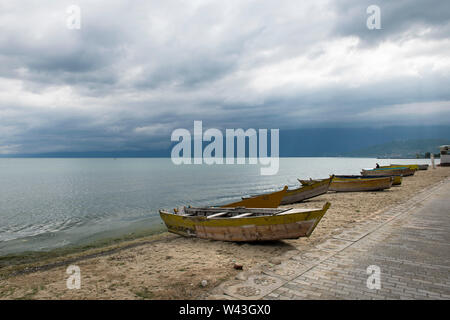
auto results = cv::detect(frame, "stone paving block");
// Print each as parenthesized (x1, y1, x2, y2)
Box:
(332, 227, 372, 242)
(262, 258, 314, 281)
(223, 274, 285, 300)
(212, 178, 450, 300)
(314, 238, 354, 253)
(291, 249, 334, 264)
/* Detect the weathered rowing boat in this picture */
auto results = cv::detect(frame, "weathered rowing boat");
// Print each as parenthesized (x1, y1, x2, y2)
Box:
(391, 164, 428, 170)
(330, 176, 393, 192)
(223, 186, 288, 208)
(382, 164, 419, 171)
(159, 202, 331, 241)
(335, 175, 402, 186)
(361, 167, 415, 177)
(298, 178, 323, 186)
(280, 176, 333, 205)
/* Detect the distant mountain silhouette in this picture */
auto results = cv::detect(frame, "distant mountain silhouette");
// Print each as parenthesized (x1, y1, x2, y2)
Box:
(279, 126, 450, 157)
(1, 126, 448, 158)
(345, 139, 448, 158)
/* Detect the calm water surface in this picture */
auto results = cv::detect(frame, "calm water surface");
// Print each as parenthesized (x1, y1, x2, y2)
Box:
(0, 157, 433, 255)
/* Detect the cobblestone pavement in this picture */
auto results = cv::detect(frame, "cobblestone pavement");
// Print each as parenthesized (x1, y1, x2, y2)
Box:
(209, 178, 450, 300)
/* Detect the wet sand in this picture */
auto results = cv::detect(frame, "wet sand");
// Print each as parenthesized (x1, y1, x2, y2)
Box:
(1, 166, 449, 300)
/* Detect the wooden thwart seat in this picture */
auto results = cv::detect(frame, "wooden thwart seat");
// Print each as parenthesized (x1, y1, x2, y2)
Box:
(277, 208, 316, 215)
(231, 212, 254, 218)
(207, 211, 228, 219)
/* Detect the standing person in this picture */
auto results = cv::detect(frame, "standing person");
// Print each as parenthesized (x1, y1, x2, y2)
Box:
(376, 163, 380, 168)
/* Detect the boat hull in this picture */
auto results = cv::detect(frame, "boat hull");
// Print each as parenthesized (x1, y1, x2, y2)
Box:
(391, 164, 428, 170)
(330, 177, 393, 192)
(159, 203, 331, 241)
(383, 164, 419, 171)
(361, 167, 415, 177)
(335, 175, 402, 186)
(280, 177, 332, 205)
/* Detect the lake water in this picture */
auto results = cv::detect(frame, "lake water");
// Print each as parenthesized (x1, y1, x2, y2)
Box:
(0, 157, 433, 255)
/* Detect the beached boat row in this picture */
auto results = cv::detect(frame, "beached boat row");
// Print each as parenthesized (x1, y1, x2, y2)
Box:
(159, 163, 426, 242)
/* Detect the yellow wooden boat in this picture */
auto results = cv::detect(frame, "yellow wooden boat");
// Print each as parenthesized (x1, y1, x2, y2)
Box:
(222, 186, 288, 208)
(330, 176, 393, 192)
(280, 176, 333, 205)
(159, 202, 331, 241)
(335, 175, 402, 186)
(361, 167, 415, 177)
(389, 175, 402, 185)
(382, 164, 419, 171)
(391, 164, 428, 170)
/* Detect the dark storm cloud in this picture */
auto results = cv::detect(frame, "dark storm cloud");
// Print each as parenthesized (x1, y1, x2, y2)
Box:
(0, 0, 449, 154)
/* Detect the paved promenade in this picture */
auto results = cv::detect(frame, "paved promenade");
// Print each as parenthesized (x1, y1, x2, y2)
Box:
(211, 178, 450, 300)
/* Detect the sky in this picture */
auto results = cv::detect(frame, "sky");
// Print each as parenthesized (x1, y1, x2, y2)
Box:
(0, 0, 450, 155)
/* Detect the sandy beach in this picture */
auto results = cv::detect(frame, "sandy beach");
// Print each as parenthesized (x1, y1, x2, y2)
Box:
(1, 166, 449, 300)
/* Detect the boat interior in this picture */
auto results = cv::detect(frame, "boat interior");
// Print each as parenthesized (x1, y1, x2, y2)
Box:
(168, 206, 315, 218)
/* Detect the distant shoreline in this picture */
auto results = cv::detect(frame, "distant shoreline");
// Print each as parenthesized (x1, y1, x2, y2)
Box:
(0, 156, 438, 159)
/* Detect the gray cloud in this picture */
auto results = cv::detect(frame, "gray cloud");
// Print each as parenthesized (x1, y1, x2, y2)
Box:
(332, 0, 450, 44)
(0, 0, 449, 154)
